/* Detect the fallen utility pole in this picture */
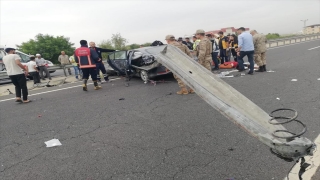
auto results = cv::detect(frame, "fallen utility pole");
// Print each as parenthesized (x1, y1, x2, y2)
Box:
(140, 45, 315, 164)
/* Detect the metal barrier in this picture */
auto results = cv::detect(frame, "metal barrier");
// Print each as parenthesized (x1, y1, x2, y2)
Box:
(267, 33, 320, 48)
(0, 64, 76, 82)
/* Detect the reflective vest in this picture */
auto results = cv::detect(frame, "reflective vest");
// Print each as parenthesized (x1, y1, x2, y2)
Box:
(193, 39, 201, 50)
(74, 47, 96, 68)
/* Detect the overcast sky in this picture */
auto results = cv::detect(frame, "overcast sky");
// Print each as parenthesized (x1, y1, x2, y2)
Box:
(1, 0, 319, 48)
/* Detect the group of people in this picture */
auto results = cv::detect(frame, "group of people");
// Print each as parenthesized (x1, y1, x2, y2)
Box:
(168, 27, 268, 94)
(176, 27, 267, 74)
(2, 27, 268, 103)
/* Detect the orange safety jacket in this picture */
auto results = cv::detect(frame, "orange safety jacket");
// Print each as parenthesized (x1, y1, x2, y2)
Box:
(74, 46, 99, 69)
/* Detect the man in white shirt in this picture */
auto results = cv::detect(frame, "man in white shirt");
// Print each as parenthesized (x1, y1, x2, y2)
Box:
(3, 48, 31, 103)
(27, 55, 40, 84)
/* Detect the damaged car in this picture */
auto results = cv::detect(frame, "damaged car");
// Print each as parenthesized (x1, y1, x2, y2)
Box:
(107, 48, 171, 82)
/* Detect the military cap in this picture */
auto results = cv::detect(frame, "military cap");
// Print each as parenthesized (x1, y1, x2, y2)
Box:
(195, 29, 205, 34)
(165, 35, 175, 40)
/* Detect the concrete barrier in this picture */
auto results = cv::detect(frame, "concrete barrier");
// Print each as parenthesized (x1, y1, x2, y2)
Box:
(267, 33, 320, 48)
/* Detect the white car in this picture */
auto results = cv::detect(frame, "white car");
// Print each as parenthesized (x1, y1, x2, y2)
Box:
(0, 47, 55, 78)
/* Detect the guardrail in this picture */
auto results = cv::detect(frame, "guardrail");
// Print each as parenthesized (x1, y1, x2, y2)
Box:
(0, 64, 76, 82)
(267, 33, 320, 48)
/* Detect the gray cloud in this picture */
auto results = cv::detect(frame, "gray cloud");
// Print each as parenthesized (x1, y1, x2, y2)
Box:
(0, 0, 319, 48)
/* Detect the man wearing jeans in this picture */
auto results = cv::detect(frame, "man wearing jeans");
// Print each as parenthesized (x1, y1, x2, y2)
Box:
(237, 27, 255, 75)
(69, 54, 80, 79)
(3, 48, 31, 103)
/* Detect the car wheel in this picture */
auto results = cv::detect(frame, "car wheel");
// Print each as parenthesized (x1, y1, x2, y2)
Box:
(140, 70, 149, 82)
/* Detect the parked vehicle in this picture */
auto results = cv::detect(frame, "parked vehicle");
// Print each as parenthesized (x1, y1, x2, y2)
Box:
(107, 48, 171, 82)
(0, 46, 56, 78)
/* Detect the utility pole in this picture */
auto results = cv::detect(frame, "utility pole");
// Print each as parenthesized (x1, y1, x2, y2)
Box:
(301, 19, 308, 34)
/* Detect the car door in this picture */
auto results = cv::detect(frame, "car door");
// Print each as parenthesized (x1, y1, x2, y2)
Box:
(107, 51, 128, 75)
(0, 50, 6, 71)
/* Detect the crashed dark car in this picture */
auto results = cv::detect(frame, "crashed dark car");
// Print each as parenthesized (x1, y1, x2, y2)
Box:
(107, 47, 171, 82)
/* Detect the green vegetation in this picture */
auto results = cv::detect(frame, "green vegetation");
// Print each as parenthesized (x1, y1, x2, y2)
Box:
(16, 33, 153, 62)
(266, 33, 297, 40)
(16, 34, 75, 64)
(98, 33, 151, 59)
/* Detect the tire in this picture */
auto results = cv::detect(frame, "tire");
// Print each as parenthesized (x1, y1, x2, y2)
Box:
(140, 70, 149, 82)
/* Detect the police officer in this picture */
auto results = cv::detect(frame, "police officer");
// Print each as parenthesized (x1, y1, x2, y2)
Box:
(89, 42, 115, 83)
(74, 40, 101, 91)
(165, 35, 194, 95)
(195, 29, 213, 71)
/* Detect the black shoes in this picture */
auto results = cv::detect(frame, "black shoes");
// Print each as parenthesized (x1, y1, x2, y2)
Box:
(247, 71, 253, 75)
(263, 65, 267, 72)
(255, 66, 264, 72)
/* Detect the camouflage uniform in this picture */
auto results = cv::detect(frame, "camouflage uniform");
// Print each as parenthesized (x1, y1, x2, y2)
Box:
(197, 37, 213, 70)
(171, 41, 191, 88)
(253, 33, 267, 66)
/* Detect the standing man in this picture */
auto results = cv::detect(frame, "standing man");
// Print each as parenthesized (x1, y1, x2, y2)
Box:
(3, 48, 31, 103)
(74, 40, 101, 91)
(237, 27, 255, 75)
(250, 30, 267, 72)
(218, 31, 229, 64)
(195, 29, 213, 71)
(89, 42, 115, 83)
(27, 55, 41, 84)
(185, 37, 193, 50)
(58, 51, 72, 75)
(35, 54, 51, 80)
(69, 54, 80, 79)
(165, 35, 193, 95)
(206, 33, 220, 70)
(192, 35, 200, 51)
(178, 37, 187, 45)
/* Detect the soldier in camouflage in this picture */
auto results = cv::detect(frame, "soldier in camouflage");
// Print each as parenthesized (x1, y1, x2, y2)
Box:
(195, 29, 213, 71)
(250, 30, 268, 72)
(165, 35, 195, 95)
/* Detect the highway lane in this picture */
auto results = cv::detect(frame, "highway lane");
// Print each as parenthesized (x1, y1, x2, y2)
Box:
(0, 40, 319, 180)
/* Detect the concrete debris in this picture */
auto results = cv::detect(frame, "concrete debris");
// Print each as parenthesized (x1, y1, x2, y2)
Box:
(291, 79, 298, 82)
(44, 139, 62, 147)
(276, 97, 280, 100)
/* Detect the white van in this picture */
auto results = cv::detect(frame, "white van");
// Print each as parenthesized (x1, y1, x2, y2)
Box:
(0, 46, 56, 77)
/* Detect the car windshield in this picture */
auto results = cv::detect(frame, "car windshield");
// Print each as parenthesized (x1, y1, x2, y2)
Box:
(16, 52, 30, 62)
(114, 51, 127, 59)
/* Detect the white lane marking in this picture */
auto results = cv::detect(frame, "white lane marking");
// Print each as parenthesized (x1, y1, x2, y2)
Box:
(268, 39, 320, 50)
(284, 134, 320, 180)
(0, 78, 121, 103)
(308, 46, 320, 50)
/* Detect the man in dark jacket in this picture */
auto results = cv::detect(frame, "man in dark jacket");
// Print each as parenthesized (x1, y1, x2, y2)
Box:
(185, 37, 193, 50)
(89, 42, 115, 83)
(75, 40, 101, 91)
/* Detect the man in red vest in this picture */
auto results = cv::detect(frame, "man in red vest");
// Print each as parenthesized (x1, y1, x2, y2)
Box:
(74, 40, 101, 91)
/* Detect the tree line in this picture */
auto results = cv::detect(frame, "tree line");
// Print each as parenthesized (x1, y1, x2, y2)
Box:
(16, 32, 290, 64)
(16, 33, 151, 64)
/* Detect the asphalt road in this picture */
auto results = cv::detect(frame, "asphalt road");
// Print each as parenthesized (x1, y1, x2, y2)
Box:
(0, 40, 319, 180)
